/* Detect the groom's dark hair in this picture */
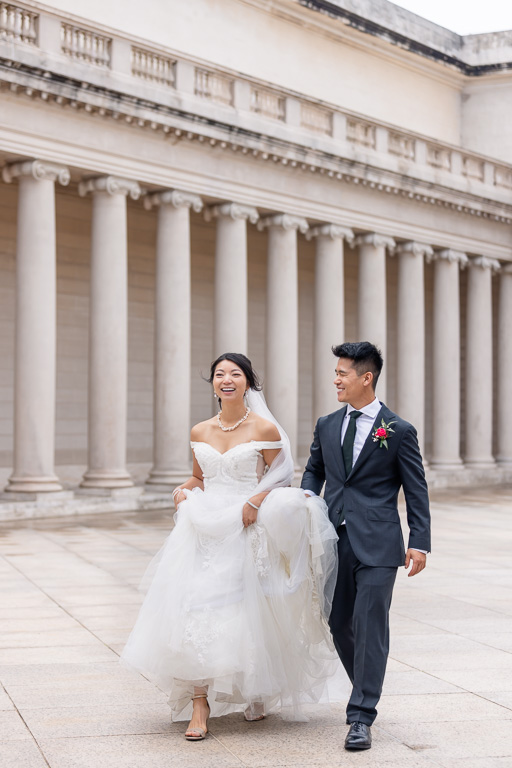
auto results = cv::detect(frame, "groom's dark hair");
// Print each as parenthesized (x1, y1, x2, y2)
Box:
(332, 341, 383, 390)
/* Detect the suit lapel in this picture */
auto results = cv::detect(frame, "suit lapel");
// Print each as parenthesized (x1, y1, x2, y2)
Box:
(329, 406, 347, 479)
(347, 403, 387, 479)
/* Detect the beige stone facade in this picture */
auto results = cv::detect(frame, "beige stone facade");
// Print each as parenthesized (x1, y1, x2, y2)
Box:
(0, 0, 511, 518)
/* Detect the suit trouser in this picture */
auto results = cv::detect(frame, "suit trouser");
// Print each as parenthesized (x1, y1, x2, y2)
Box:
(329, 525, 397, 726)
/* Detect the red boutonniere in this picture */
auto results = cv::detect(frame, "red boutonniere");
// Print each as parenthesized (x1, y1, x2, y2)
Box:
(372, 419, 396, 449)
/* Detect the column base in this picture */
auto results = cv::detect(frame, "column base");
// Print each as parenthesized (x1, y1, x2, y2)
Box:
(145, 467, 191, 490)
(80, 470, 134, 490)
(0, 490, 72, 502)
(4, 475, 63, 493)
(429, 459, 465, 472)
(496, 456, 512, 467)
(463, 458, 496, 470)
(75, 486, 142, 498)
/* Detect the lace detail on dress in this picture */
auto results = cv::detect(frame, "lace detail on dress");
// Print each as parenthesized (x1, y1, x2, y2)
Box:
(191, 441, 283, 496)
(249, 525, 270, 578)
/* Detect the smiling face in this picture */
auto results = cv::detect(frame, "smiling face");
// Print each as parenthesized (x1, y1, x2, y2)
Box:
(213, 359, 249, 404)
(334, 357, 375, 409)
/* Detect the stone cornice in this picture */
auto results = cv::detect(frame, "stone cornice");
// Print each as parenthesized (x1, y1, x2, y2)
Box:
(204, 203, 259, 224)
(258, 214, 309, 233)
(1, 51, 512, 225)
(144, 189, 203, 211)
(307, 224, 354, 243)
(2, 159, 70, 185)
(78, 175, 141, 199)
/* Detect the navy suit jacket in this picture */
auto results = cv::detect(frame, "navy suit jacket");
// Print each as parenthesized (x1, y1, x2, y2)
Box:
(301, 403, 431, 568)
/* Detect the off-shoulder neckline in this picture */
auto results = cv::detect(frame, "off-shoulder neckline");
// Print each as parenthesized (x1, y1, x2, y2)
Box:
(190, 439, 283, 457)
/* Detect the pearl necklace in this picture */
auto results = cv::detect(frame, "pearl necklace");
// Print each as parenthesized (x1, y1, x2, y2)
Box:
(217, 407, 251, 432)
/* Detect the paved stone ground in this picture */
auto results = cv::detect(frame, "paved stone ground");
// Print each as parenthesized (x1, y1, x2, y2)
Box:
(0, 486, 511, 768)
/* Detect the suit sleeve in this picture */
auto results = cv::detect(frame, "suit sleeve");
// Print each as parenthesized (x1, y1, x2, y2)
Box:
(300, 419, 326, 496)
(397, 425, 431, 552)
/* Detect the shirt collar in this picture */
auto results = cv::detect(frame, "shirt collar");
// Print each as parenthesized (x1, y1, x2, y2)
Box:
(346, 398, 381, 418)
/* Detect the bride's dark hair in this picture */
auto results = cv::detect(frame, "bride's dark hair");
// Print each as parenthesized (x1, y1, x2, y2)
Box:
(208, 352, 262, 391)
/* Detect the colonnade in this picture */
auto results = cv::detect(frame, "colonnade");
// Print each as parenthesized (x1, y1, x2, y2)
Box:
(2, 159, 512, 494)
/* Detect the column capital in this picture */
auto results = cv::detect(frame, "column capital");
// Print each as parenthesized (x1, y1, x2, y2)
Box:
(434, 249, 469, 267)
(257, 213, 308, 233)
(2, 159, 70, 186)
(78, 175, 141, 200)
(144, 189, 203, 212)
(395, 241, 434, 260)
(468, 255, 501, 273)
(204, 202, 258, 224)
(306, 224, 354, 244)
(354, 232, 395, 251)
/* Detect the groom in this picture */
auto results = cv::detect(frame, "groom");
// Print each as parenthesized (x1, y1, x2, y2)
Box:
(302, 341, 430, 751)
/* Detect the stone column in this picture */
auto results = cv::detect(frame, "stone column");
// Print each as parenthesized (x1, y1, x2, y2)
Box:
(78, 176, 141, 489)
(395, 241, 433, 457)
(355, 233, 395, 402)
(145, 190, 203, 488)
(2, 160, 70, 493)
(258, 214, 308, 459)
(430, 249, 468, 470)
(497, 263, 512, 466)
(206, 203, 259, 357)
(307, 224, 354, 420)
(465, 256, 500, 468)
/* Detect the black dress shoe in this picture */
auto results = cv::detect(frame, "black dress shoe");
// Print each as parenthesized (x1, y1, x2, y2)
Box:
(345, 722, 372, 750)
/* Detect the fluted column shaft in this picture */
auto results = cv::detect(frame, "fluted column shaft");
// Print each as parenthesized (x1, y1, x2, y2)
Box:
(145, 191, 202, 486)
(431, 249, 467, 469)
(3, 160, 70, 493)
(497, 264, 512, 465)
(207, 203, 258, 357)
(308, 224, 354, 420)
(395, 242, 433, 456)
(259, 214, 308, 460)
(79, 176, 141, 489)
(465, 256, 500, 468)
(355, 233, 395, 403)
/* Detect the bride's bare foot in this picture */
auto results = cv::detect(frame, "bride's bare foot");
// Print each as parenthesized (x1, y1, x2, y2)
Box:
(185, 695, 210, 740)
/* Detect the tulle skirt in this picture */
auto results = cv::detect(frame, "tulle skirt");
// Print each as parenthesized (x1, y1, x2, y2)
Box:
(121, 486, 339, 721)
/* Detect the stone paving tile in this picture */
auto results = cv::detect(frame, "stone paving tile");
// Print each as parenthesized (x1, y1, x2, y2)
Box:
(0, 628, 102, 649)
(0, 739, 49, 768)
(0, 709, 33, 740)
(38, 733, 243, 768)
(0, 643, 118, 665)
(20, 702, 181, 739)
(379, 692, 512, 723)
(0, 685, 14, 710)
(422, 667, 512, 693)
(381, 669, 463, 695)
(380, 720, 512, 760)
(7, 678, 168, 710)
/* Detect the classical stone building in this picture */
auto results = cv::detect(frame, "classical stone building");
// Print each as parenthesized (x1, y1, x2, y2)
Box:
(0, 0, 511, 518)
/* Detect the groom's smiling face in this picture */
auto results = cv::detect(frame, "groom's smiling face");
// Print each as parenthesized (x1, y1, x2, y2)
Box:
(334, 357, 373, 408)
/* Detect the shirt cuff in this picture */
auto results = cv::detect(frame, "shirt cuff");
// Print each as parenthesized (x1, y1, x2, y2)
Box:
(303, 489, 317, 497)
(410, 548, 428, 555)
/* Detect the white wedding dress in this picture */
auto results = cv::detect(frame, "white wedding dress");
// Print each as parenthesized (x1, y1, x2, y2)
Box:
(121, 437, 339, 722)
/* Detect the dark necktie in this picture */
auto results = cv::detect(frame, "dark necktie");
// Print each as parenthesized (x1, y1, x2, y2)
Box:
(342, 410, 363, 476)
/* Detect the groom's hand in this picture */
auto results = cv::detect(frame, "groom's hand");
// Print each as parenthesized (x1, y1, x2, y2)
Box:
(405, 549, 426, 577)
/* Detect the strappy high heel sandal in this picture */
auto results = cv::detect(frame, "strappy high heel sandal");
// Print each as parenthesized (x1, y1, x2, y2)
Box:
(185, 694, 210, 741)
(244, 702, 265, 722)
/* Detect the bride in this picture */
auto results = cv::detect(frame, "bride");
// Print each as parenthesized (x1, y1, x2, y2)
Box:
(121, 353, 338, 740)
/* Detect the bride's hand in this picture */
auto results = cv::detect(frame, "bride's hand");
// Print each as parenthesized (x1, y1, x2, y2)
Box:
(172, 488, 186, 508)
(242, 502, 259, 528)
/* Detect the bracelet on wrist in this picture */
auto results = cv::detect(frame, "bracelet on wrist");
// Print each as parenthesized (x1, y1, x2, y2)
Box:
(172, 488, 183, 499)
(247, 500, 260, 511)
